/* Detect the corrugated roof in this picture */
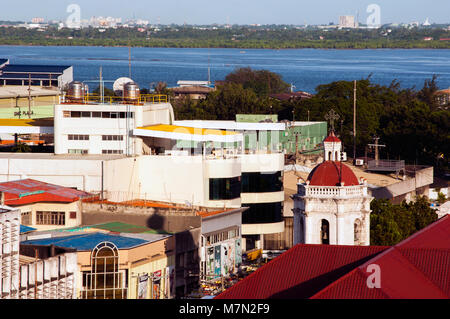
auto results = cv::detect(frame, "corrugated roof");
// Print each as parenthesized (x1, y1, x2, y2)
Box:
(312, 215, 450, 299)
(0, 64, 70, 74)
(217, 216, 450, 299)
(89, 222, 172, 235)
(215, 244, 388, 299)
(0, 179, 91, 206)
(20, 225, 37, 234)
(21, 232, 149, 251)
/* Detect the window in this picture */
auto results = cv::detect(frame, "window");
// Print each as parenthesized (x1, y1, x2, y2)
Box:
(101, 112, 110, 118)
(102, 150, 124, 155)
(241, 171, 283, 193)
(71, 111, 81, 118)
(68, 135, 89, 141)
(242, 202, 283, 224)
(63, 111, 71, 118)
(82, 242, 126, 299)
(209, 177, 241, 200)
(36, 211, 65, 225)
(68, 149, 88, 154)
(92, 112, 101, 118)
(81, 112, 91, 118)
(21, 211, 31, 225)
(102, 135, 124, 141)
(321, 219, 330, 245)
(70, 211, 77, 219)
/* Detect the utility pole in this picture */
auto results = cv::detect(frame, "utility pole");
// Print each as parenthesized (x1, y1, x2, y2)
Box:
(28, 73, 32, 119)
(353, 80, 357, 164)
(368, 136, 386, 165)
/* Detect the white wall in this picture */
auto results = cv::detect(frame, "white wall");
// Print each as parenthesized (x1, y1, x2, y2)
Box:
(0, 156, 103, 192)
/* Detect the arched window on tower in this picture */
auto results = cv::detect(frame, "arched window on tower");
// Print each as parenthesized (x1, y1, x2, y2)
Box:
(321, 219, 330, 245)
(328, 151, 332, 161)
(354, 219, 362, 245)
(335, 151, 339, 161)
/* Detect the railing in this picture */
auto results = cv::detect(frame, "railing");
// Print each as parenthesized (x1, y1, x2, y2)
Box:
(62, 94, 168, 105)
(367, 160, 405, 172)
(299, 184, 366, 198)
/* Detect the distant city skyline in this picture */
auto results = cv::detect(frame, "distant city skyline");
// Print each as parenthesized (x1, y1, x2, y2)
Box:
(1, 0, 449, 25)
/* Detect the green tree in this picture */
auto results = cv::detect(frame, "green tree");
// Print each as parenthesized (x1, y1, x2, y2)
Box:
(370, 197, 438, 246)
(224, 67, 290, 97)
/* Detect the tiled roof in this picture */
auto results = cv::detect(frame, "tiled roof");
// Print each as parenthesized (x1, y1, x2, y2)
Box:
(0, 179, 91, 206)
(215, 244, 388, 299)
(324, 131, 341, 143)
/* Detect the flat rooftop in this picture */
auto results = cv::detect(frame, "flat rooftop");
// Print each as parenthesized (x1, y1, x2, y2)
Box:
(0, 152, 127, 161)
(134, 124, 243, 143)
(0, 86, 60, 99)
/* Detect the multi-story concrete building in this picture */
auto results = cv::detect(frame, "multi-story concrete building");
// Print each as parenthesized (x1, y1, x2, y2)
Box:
(1, 204, 77, 299)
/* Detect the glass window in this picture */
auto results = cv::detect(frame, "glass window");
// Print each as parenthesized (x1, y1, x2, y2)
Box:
(102, 112, 110, 118)
(209, 177, 241, 200)
(92, 112, 101, 118)
(241, 171, 283, 193)
(242, 202, 283, 224)
(71, 111, 81, 118)
(81, 112, 91, 118)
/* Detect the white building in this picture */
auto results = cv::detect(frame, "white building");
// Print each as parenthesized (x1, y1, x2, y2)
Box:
(339, 16, 358, 29)
(0, 204, 78, 299)
(0, 97, 287, 252)
(292, 132, 373, 246)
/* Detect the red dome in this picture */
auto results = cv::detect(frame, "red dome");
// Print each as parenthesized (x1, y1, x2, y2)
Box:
(324, 131, 341, 143)
(307, 161, 359, 186)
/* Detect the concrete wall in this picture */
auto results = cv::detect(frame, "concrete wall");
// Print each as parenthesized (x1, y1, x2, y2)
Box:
(16, 201, 82, 231)
(371, 166, 434, 202)
(0, 156, 102, 192)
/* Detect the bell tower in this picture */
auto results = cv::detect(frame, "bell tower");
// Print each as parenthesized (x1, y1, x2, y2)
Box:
(323, 131, 342, 162)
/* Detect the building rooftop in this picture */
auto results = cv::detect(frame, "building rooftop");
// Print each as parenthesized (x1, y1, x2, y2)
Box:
(0, 86, 60, 99)
(21, 232, 150, 251)
(0, 118, 54, 134)
(0, 152, 127, 161)
(0, 178, 92, 206)
(0, 64, 71, 74)
(134, 124, 242, 143)
(217, 215, 450, 299)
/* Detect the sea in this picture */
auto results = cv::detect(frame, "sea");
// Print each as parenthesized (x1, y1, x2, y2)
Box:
(1, 46, 449, 93)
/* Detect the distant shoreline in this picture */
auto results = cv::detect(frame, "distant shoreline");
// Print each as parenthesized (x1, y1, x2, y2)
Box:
(0, 43, 449, 50)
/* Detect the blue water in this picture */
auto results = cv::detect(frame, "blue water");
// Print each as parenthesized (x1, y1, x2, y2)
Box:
(1, 46, 449, 93)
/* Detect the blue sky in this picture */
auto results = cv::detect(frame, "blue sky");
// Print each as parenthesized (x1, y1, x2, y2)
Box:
(1, 0, 449, 25)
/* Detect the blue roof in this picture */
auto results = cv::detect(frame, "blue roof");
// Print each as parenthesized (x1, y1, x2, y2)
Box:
(21, 232, 149, 251)
(20, 225, 37, 234)
(0, 64, 71, 74)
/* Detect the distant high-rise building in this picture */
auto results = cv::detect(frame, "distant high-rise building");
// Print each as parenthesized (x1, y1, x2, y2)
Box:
(423, 18, 431, 26)
(31, 17, 44, 24)
(339, 16, 358, 28)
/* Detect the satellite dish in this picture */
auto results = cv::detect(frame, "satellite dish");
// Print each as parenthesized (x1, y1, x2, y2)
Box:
(113, 77, 133, 92)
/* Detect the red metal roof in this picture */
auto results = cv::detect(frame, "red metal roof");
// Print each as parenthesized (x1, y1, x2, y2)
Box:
(312, 215, 450, 299)
(0, 179, 91, 206)
(217, 215, 450, 299)
(215, 244, 388, 299)
(324, 131, 341, 143)
(307, 161, 360, 186)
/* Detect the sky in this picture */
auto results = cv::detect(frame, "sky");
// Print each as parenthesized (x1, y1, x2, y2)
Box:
(0, 0, 449, 25)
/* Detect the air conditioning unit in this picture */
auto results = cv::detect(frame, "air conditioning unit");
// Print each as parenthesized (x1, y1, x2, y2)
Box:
(355, 159, 364, 166)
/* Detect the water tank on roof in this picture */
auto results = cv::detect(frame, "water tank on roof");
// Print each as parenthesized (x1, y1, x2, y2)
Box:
(67, 81, 85, 102)
(123, 81, 140, 102)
